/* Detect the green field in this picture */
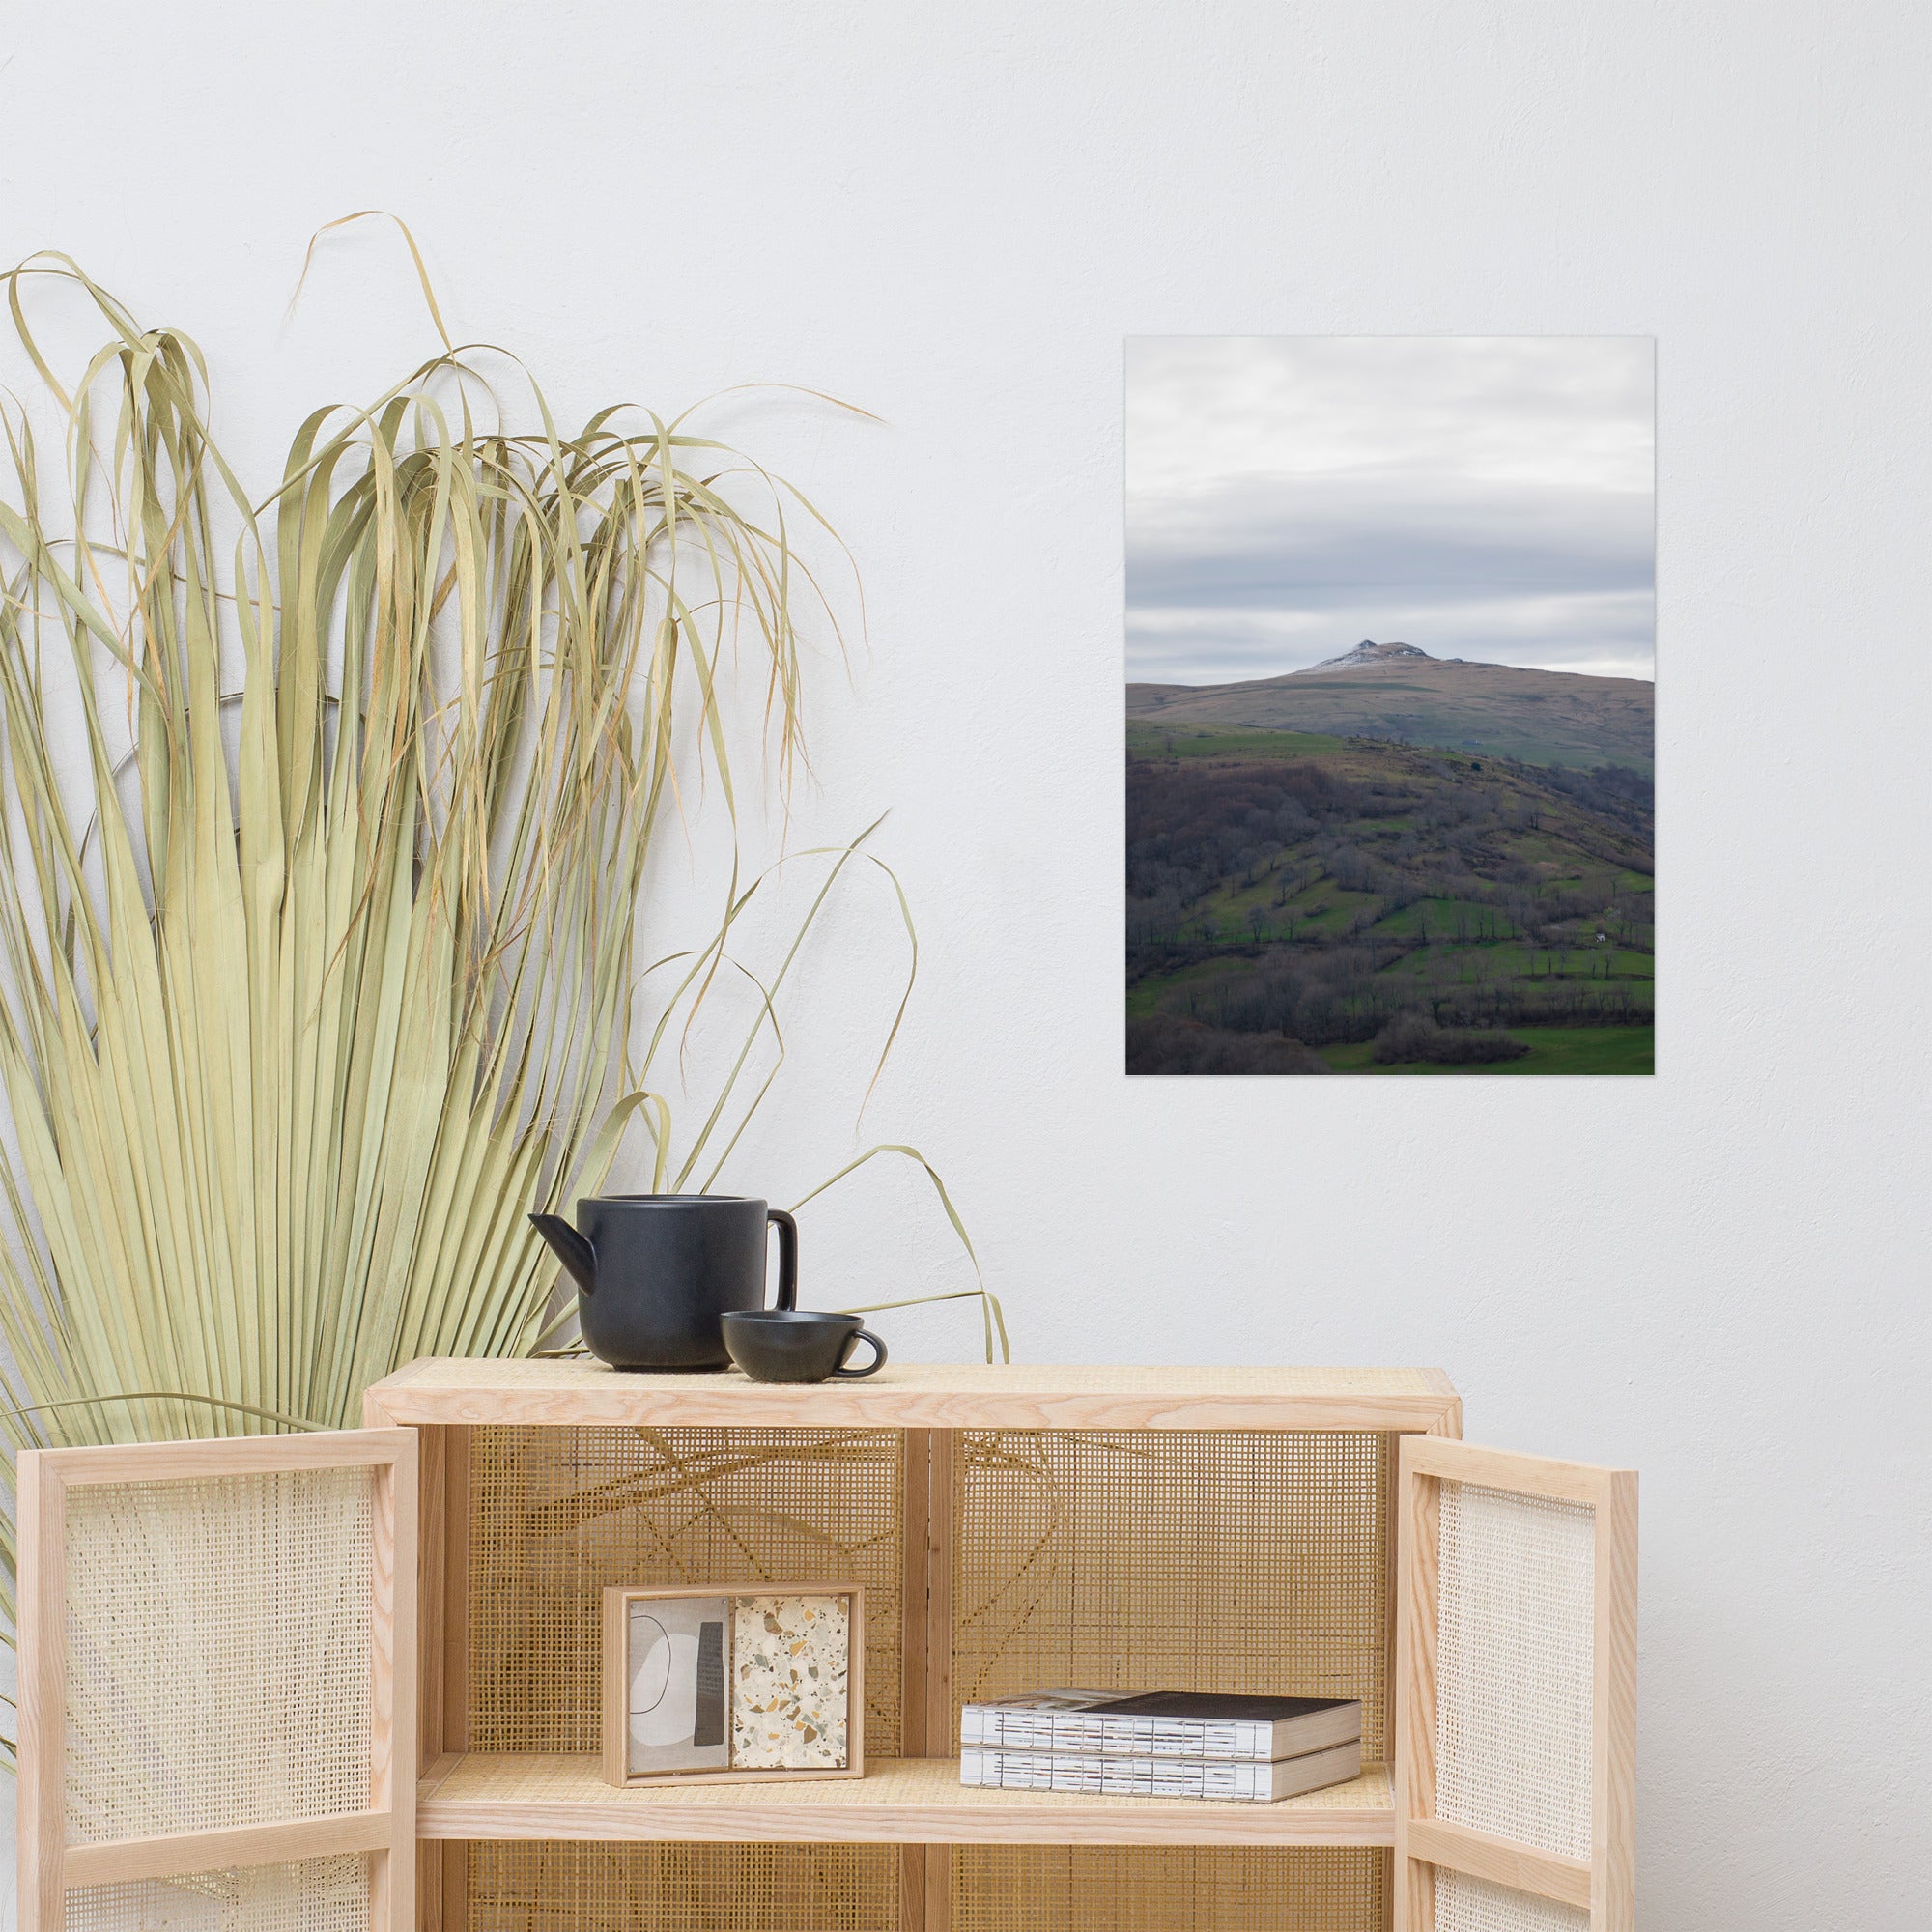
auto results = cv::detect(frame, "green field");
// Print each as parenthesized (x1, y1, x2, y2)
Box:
(1125, 723, 1346, 760)
(1318, 1026, 1654, 1075)
(1124, 953, 1253, 1018)
(1376, 941, 1655, 982)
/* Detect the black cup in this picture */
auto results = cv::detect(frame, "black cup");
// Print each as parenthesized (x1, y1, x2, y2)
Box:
(721, 1310, 888, 1384)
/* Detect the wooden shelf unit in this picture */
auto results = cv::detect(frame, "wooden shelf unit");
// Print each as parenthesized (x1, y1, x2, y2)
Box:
(16, 1359, 1634, 1932)
(358, 1359, 1463, 1932)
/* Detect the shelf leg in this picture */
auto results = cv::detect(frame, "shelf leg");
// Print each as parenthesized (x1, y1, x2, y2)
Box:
(901, 1430, 954, 1932)
(412, 1424, 470, 1932)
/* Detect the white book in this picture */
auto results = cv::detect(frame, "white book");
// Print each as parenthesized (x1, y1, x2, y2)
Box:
(958, 1737, 1363, 1804)
(959, 1689, 1361, 1762)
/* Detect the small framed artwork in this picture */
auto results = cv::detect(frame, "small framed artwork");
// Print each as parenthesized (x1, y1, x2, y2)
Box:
(601, 1583, 865, 1787)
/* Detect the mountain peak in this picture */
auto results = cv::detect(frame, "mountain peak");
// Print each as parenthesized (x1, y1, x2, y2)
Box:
(1298, 639, 1435, 674)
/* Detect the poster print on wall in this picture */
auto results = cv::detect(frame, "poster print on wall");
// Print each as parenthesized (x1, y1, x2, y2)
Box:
(1125, 337, 1655, 1075)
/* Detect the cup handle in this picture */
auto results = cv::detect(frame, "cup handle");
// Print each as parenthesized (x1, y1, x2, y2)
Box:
(832, 1328, 888, 1378)
(767, 1208, 798, 1311)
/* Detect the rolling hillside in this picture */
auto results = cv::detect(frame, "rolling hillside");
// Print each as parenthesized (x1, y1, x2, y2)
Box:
(1124, 727, 1654, 1074)
(1127, 641, 1653, 770)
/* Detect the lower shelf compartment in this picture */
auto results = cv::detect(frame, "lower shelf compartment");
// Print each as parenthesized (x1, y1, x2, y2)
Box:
(417, 1754, 1394, 1847)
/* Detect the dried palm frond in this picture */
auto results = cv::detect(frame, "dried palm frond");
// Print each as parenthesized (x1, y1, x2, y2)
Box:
(0, 239, 1000, 1764)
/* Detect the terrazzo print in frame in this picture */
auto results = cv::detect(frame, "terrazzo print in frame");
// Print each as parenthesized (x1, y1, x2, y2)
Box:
(731, 1593, 853, 1770)
(603, 1584, 864, 1786)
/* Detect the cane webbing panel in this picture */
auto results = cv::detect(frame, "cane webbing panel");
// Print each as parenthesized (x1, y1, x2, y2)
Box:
(1434, 1870, 1590, 1932)
(952, 1847, 1387, 1931)
(953, 1431, 1392, 1759)
(63, 1856, 370, 1932)
(466, 1841, 897, 1932)
(1435, 1481, 1595, 1861)
(63, 1469, 375, 1842)
(468, 1426, 902, 1756)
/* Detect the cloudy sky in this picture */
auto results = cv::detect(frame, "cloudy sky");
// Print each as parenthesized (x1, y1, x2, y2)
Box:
(1125, 336, 1654, 686)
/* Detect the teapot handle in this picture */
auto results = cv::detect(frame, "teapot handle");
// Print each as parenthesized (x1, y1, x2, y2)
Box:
(767, 1208, 798, 1311)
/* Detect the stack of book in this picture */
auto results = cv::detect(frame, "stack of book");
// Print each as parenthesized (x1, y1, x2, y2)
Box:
(958, 1688, 1362, 1804)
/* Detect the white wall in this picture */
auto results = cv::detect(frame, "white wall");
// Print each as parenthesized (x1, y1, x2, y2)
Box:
(5, 2, 1929, 1924)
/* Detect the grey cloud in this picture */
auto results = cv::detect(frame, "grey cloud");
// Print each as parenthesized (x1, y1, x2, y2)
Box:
(1124, 474, 1653, 685)
(1127, 477, 1653, 615)
(1126, 337, 1655, 497)
(1123, 339, 1655, 688)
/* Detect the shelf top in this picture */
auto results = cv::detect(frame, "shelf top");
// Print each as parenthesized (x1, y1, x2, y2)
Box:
(365, 1356, 1460, 1432)
(417, 1753, 1395, 1848)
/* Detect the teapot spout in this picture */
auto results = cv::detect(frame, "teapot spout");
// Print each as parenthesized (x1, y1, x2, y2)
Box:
(529, 1212, 598, 1295)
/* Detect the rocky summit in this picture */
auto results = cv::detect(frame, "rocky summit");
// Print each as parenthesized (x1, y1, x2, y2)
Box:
(1298, 639, 1437, 673)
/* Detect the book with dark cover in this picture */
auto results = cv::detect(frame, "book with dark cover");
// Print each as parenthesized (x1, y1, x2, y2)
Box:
(958, 1688, 1361, 1762)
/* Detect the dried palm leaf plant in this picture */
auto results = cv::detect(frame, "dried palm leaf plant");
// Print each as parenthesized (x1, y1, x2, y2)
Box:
(0, 235, 1002, 1762)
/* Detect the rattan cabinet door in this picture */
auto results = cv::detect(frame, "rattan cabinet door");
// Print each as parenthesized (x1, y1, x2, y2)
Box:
(1393, 1439, 1636, 1932)
(16, 1429, 417, 1932)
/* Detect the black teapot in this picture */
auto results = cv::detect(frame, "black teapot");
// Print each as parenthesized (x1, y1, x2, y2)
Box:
(529, 1194, 797, 1371)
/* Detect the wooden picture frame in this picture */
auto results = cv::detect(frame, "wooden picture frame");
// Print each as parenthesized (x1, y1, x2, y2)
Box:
(15, 1428, 417, 1932)
(601, 1583, 866, 1788)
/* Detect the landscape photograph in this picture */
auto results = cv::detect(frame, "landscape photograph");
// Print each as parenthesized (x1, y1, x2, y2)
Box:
(1125, 336, 1655, 1075)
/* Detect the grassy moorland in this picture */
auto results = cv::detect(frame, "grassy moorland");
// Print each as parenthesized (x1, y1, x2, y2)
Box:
(1128, 650, 1655, 771)
(1125, 724, 1654, 1075)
